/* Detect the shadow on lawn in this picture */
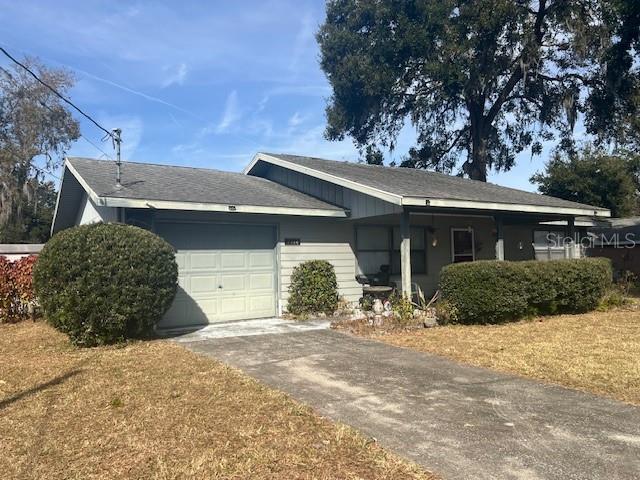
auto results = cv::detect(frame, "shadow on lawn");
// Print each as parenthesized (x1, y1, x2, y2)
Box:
(0, 369, 82, 410)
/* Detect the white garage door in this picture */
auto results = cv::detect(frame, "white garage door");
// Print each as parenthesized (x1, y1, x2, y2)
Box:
(156, 222, 277, 328)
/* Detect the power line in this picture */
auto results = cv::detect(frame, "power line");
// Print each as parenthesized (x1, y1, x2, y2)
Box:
(1, 64, 114, 162)
(80, 134, 113, 160)
(0, 46, 114, 139)
(1, 46, 124, 182)
(30, 163, 61, 181)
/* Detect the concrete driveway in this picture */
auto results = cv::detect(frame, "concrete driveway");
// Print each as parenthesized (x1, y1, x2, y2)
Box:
(178, 326, 640, 480)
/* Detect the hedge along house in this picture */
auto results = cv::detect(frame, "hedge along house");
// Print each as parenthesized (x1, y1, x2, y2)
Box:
(52, 153, 610, 329)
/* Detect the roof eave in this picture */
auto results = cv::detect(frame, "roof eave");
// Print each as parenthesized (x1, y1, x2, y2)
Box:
(97, 196, 347, 217)
(401, 196, 611, 217)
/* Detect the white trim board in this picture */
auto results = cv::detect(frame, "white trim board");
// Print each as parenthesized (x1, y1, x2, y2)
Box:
(403, 197, 610, 217)
(246, 153, 611, 218)
(99, 196, 346, 217)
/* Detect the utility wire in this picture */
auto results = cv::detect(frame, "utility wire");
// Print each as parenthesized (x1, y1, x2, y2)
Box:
(30, 163, 61, 181)
(1, 64, 114, 162)
(0, 46, 114, 139)
(80, 134, 113, 160)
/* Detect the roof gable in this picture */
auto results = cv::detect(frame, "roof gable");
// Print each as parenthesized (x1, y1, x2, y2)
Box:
(246, 153, 610, 217)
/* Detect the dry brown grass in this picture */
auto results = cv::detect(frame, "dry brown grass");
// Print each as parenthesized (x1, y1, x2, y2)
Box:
(0, 321, 434, 480)
(371, 309, 640, 405)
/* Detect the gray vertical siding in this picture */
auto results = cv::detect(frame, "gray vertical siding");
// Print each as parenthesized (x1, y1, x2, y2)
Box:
(264, 164, 401, 218)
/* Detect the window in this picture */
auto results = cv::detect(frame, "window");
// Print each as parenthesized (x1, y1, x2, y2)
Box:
(451, 228, 475, 263)
(356, 225, 426, 275)
(533, 230, 565, 248)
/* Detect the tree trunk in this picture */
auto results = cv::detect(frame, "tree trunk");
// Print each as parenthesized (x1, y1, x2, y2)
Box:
(467, 109, 488, 182)
(467, 147, 487, 181)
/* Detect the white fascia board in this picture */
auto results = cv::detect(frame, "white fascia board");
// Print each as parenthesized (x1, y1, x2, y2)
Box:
(402, 196, 611, 217)
(50, 165, 67, 235)
(65, 159, 102, 204)
(99, 196, 347, 217)
(244, 153, 403, 205)
(540, 219, 602, 227)
(52, 160, 104, 235)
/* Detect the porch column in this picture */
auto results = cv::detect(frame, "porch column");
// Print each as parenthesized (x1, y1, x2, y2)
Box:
(400, 209, 412, 299)
(495, 215, 505, 260)
(565, 217, 576, 259)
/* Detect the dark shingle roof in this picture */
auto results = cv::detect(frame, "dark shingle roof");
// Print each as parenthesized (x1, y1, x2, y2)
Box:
(263, 153, 608, 212)
(67, 157, 343, 211)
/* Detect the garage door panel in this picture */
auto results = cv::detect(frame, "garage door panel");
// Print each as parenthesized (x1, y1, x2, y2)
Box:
(175, 253, 188, 270)
(249, 272, 274, 290)
(189, 252, 219, 270)
(250, 295, 275, 311)
(220, 274, 246, 292)
(157, 222, 277, 327)
(219, 296, 247, 315)
(249, 251, 274, 268)
(160, 296, 205, 329)
(177, 275, 188, 290)
(190, 275, 218, 294)
(193, 298, 218, 318)
(220, 252, 247, 269)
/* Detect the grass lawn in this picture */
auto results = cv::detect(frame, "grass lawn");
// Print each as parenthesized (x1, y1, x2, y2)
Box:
(370, 308, 640, 405)
(0, 321, 434, 480)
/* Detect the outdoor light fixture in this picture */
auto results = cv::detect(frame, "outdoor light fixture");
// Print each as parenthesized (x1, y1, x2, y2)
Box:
(428, 218, 437, 247)
(518, 241, 523, 250)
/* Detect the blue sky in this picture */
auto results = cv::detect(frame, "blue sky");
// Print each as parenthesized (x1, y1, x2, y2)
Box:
(2, 0, 575, 192)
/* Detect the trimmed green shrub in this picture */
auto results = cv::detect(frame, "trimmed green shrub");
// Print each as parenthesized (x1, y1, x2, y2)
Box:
(287, 260, 338, 316)
(439, 258, 612, 324)
(34, 223, 178, 346)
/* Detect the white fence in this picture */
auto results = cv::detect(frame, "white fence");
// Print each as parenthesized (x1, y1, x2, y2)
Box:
(0, 244, 44, 262)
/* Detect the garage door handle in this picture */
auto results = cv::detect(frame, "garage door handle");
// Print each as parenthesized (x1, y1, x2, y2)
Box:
(218, 285, 223, 289)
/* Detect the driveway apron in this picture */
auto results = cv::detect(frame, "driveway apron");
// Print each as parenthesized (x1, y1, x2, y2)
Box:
(178, 328, 640, 480)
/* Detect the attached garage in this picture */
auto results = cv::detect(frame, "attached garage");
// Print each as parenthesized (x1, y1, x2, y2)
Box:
(156, 222, 278, 328)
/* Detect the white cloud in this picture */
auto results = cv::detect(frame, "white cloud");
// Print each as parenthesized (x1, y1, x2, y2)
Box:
(289, 12, 315, 75)
(98, 115, 143, 160)
(67, 114, 143, 163)
(288, 112, 305, 127)
(161, 63, 188, 88)
(259, 123, 359, 161)
(215, 90, 241, 134)
(71, 65, 203, 120)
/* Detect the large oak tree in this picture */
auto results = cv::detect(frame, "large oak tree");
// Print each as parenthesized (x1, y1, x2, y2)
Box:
(318, 0, 640, 181)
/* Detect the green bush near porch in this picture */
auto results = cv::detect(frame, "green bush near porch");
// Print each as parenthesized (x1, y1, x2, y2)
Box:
(439, 258, 612, 324)
(287, 260, 338, 316)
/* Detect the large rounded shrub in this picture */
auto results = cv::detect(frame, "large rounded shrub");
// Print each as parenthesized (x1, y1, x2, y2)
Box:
(439, 258, 612, 324)
(287, 260, 338, 316)
(34, 223, 178, 346)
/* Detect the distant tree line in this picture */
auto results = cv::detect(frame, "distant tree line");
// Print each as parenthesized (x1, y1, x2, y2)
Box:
(0, 58, 79, 242)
